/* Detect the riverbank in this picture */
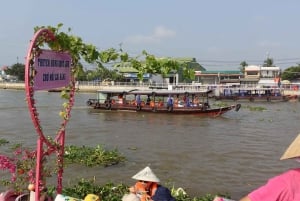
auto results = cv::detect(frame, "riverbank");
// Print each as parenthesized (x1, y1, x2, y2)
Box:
(1, 82, 300, 96)
(0, 82, 101, 93)
(0, 82, 151, 93)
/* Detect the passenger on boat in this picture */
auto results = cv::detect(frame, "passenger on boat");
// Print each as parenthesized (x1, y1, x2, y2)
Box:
(183, 95, 186, 103)
(239, 134, 300, 201)
(167, 95, 173, 107)
(146, 95, 151, 105)
(124, 166, 175, 201)
(157, 99, 164, 107)
(136, 95, 141, 105)
(150, 101, 155, 108)
(174, 96, 179, 107)
(118, 94, 124, 104)
(193, 96, 199, 107)
(185, 96, 191, 107)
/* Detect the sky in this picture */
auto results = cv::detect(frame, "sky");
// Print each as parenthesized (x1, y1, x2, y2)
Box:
(1, 0, 300, 71)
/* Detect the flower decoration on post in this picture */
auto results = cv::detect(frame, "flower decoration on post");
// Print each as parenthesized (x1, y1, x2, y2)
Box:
(0, 143, 53, 194)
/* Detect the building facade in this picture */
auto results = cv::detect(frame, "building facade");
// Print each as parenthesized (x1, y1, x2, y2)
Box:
(194, 70, 242, 85)
(240, 65, 280, 87)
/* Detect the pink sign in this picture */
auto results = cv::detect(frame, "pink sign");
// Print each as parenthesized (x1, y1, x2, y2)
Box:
(33, 49, 71, 90)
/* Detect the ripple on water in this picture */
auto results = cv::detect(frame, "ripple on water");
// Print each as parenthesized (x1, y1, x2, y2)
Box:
(1, 91, 300, 199)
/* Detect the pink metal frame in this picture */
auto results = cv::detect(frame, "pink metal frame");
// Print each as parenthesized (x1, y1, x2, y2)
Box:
(25, 28, 75, 200)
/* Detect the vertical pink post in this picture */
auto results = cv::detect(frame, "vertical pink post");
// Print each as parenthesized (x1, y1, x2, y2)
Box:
(35, 138, 43, 200)
(57, 130, 65, 194)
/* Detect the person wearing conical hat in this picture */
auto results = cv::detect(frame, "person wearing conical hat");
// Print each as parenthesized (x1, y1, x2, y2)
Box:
(124, 166, 175, 201)
(239, 134, 300, 201)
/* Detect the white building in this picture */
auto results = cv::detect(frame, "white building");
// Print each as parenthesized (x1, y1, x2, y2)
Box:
(241, 65, 280, 87)
(258, 66, 280, 87)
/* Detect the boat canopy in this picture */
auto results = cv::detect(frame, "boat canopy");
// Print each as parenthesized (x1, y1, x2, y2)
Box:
(96, 89, 213, 96)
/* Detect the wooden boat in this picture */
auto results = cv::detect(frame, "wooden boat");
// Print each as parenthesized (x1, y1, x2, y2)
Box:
(215, 87, 290, 102)
(86, 89, 241, 116)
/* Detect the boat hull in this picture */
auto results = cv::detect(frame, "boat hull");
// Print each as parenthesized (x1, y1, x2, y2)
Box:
(88, 102, 238, 116)
(86, 89, 240, 116)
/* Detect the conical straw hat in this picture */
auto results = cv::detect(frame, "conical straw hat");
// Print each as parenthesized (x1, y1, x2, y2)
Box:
(280, 134, 300, 160)
(132, 166, 160, 183)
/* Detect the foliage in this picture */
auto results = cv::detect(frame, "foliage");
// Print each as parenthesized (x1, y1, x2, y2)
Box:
(62, 179, 127, 201)
(263, 57, 274, 67)
(129, 50, 192, 81)
(64, 145, 126, 167)
(0, 138, 9, 146)
(4, 24, 195, 83)
(0, 140, 125, 193)
(61, 178, 231, 201)
(245, 105, 266, 111)
(0, 143, 44, 193)
(4, 63, 25, 81)
(213, 102, 230, 107)
(239, 61, 248, 73)
(34, 24, 194, 82)
(281, 65, 300, 81)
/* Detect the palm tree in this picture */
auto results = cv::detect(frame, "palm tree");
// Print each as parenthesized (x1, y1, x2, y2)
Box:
(239, 61, 248, 74)
(263, 58, 274, 67)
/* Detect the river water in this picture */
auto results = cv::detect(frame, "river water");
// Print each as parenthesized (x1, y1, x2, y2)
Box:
(0, 89, 300, 199)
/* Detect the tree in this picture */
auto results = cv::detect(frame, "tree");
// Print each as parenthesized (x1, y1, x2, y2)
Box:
(92, 67, 125, 82)
(34, 24, 194, 82)
(281, 65, 300, 81)
(5, 63, 25, 81)
(239, 61, 248, 74)
(73, 62, 86, 81)
(263, 58, 274, 67)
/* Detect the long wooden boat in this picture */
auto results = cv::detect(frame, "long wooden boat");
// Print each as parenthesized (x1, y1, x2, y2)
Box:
(215, 87, 290, 102)
(86, 89, 241, 116)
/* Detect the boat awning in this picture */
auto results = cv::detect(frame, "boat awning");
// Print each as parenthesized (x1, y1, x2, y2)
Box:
(281, 80, 291, 84)
(258, 80, 277, 85)
(128, 89, 212, 96)
(240, 78, 259, 82)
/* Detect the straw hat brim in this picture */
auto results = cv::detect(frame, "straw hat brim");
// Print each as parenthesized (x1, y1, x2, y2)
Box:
(132, 166, 160, 183)
(280, 134, 300, 160)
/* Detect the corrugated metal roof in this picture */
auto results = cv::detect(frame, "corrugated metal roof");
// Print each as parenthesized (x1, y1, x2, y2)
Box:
(196, 71, 242, 75)
(240, 78, 259, 81)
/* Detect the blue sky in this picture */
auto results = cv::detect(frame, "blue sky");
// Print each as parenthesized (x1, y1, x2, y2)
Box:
(1, 0, 300, 70)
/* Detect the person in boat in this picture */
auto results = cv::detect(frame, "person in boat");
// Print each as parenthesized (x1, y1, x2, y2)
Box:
(146, 95, 151, 105)
(167, 95, 173, 108)
(174, 95, 179, 107)
(193, 96, 199, 107)
(124, 166, 175, 201)
(136, 94, 141, 106)
(185, 96, 191, 107)
(239, 134, 300, 201)
(118, 94, 124, 104)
